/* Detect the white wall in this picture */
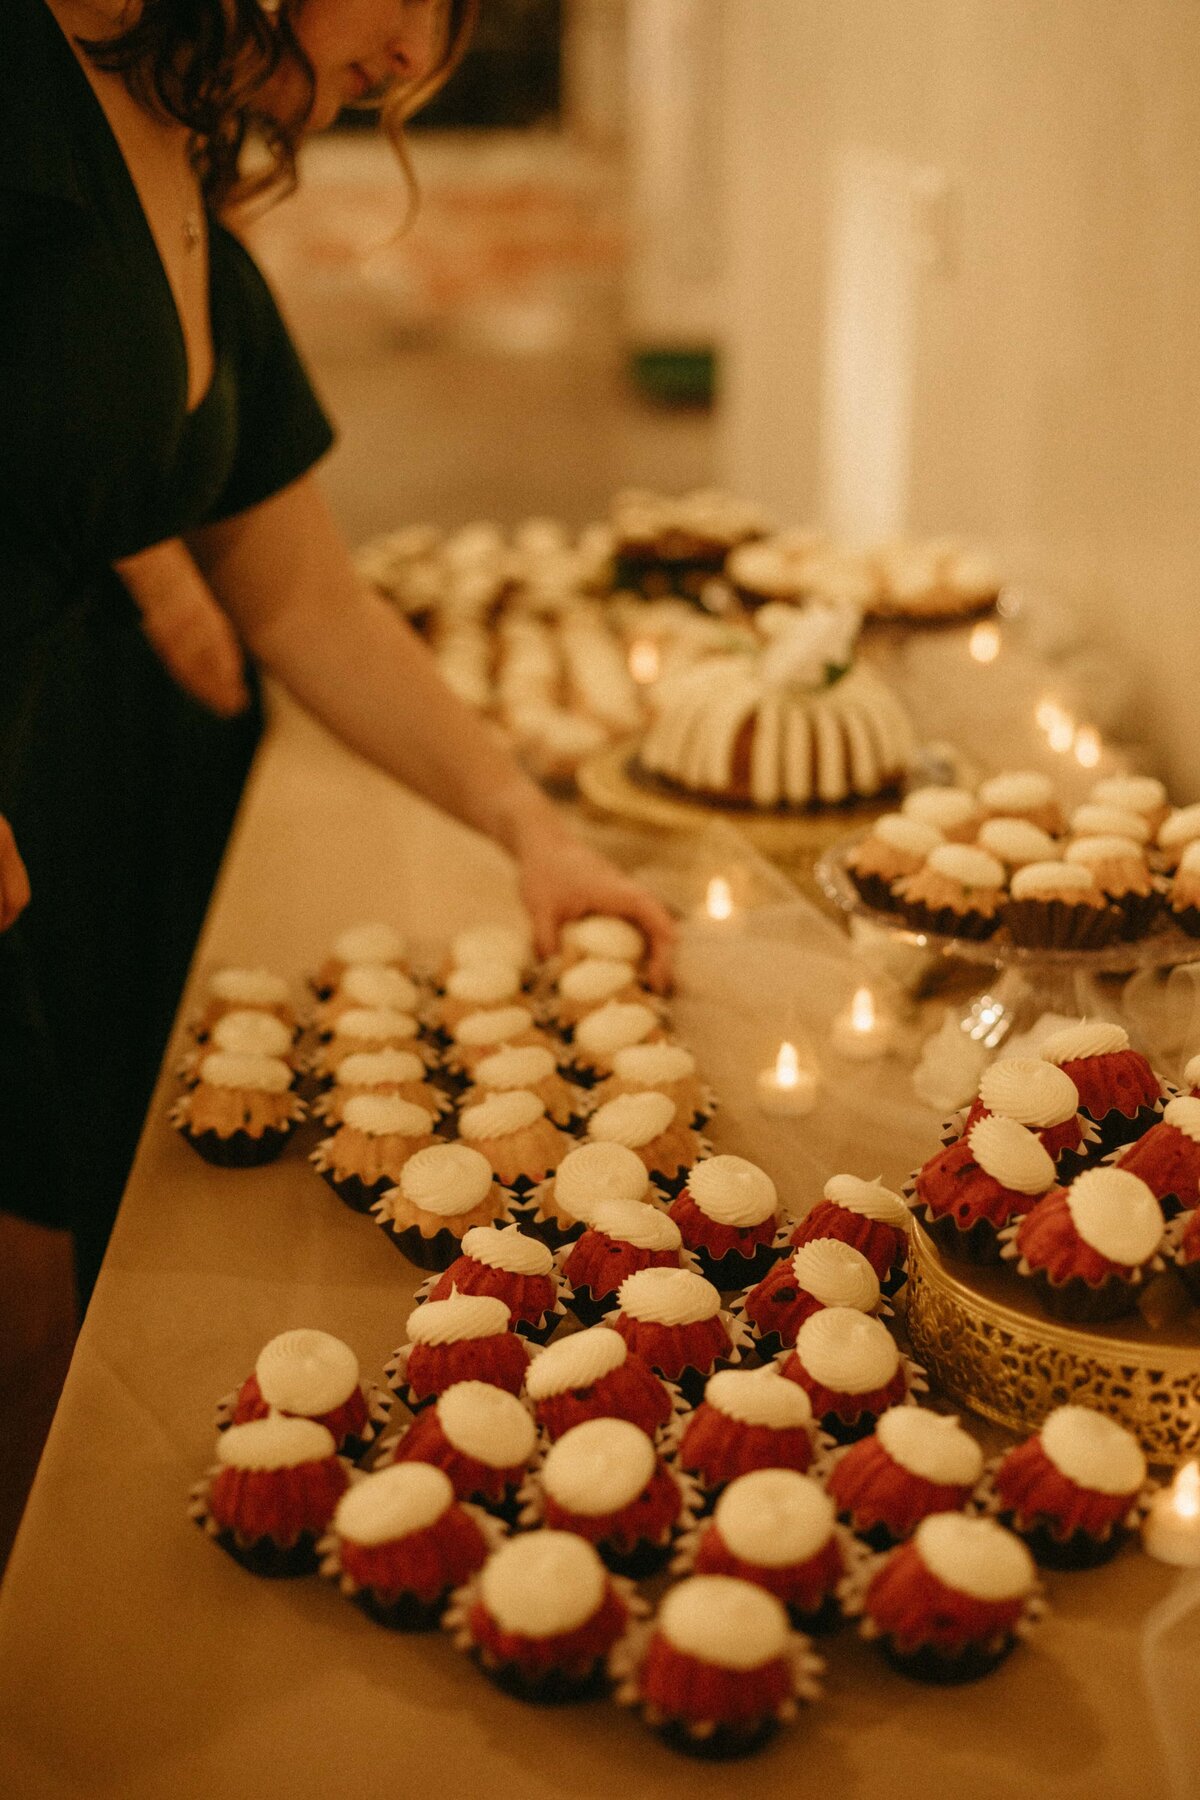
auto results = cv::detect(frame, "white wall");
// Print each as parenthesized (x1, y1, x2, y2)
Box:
(719, 0, 1200, 792)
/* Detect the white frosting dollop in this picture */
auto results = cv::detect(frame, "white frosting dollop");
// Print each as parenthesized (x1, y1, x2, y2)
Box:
(216, 1415, 335, 1471)
(976, 818, 1058, 866)
(458, 1090, 547, 1142)
(342, 1093, 434, 1139)
(553, 1142, 649, 1221)
(460, 1224, 554, 1276)
(789, 1240, 880, 1312)
(657, 1575, 790, 1670)
(210, 1010, 293, 1059)
(872, 814, 944, 858)
(1009, 860, 1096, 899)
(978, 770, 1055, 813)
(875, 1407, 983, 1487)
(540, 1416, 657, 1514)
(686, 1156, 777, 1227)
(901, 787, 979, 832)
(1065, 835, 1146, 870)
(1159, 803, 1200, 850)
(714, 1470, 834, 1567)
(333, 1463, 455, 1545)
(338, 965, 420, 1013)
(617, 1266, 721, 1326)
(967, 1115, 1056, 1194)
(611, 1043, 697, 1087)
(398, 1143, 494, 1216)
(435, 1380, 536, 1468)
(452, 1005, 535, 1047)
(445, 963, 522, 1006)
(1178, 841, 1200, 876)
(332, 923, 405, 966)
(587, 1091, 676, 1150)
(1039, 1021, 1129, 1063)
(978, 1058, 1078, 1128)
(478, 1530, 607, 1636)
(525, 1325, 629, 1400)
(704, 1366, 814, 1430)
(1091, 776, 1166, 816)
(562, 916, 646, 963)
(337, 1047, 427, 1088)
(793, 1308, 900, 1394)
(927, 844, 1006, 889)
(1064, 1168, 1163, 1265)
(451, 925, 530, 968)
(913, 1513, 1035, 1602)
(589, 1196, 682, 1252)
(1184, 1051, 1200, 1090)
(474, 1046, 558, 1090)
(574, 1001, 659, 1058)
(197, 1052, 292, 1095)
(1071, 804, 1152, 844)
(822, 1174, 911, 1229)
(332, 1007, 419, 1044)
(558, 957, 638, 1006)
(405, 1292, 511, 1345)
(1038, 1405, 1147, 1495)
(208, 967, 289, 1007)
(1162, 1096, 1200, 1144)
(255, 1329, 358, 1415)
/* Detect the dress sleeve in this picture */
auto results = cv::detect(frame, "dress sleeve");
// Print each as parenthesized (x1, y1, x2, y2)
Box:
(203, 225, 336, 523)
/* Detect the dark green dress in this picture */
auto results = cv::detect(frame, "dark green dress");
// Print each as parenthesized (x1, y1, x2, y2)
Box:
(1, 0, 335, 1296)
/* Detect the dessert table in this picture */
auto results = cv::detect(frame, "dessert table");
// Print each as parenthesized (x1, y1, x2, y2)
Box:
(1, 690, 1197, 1800)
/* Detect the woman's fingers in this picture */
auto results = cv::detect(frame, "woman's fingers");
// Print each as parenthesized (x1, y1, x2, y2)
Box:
(140, 592, 250, 717)
(0, 816, 31, 931)
(517, 836, 678, 993)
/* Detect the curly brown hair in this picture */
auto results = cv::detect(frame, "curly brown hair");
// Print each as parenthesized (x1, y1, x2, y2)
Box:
(82, 0, 480, 215)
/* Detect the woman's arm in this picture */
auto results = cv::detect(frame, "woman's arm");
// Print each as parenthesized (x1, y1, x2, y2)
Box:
(115, 539, 250, 719)
(187, 475, 676, 985)
(0, 816, 31, 931)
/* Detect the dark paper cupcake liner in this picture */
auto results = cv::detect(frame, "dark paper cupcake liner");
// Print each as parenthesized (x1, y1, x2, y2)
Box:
(318, 1167, 391, 1216)
(847, 869, 904, 914)
(564, 1286, 622, 1329)
(898, 900, 1000, 942)
(372, 1212, 472, 1272)
(350, 1586, 450, 1631)
(690, 1240, 785, 1293)
(878, 1634, 1015, 1685)
(469, 1647, 611, 1706)
(179, 1123, 296, 1168)
(915, 1205, 1008, 1266)
(596, 1534, 677, 1581)
(1026, 1266, 1139, 1324)
(1177, 1257, 1200, 1304)
(1004, 897, 1121, 951)
(1170, 903, 1200, 939)
(1109, 888, 1163, 940)
(789, 1589, 846, 1636)
(211, 1525, 321, 1578)
(1089, 1102, 1162, 1155)
(652, 1717, 780, 1762)
(998, 1512, 1127, 1571)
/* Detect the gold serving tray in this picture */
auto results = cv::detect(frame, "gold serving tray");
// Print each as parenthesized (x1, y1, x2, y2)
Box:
(904, 1220, 1200, 1466)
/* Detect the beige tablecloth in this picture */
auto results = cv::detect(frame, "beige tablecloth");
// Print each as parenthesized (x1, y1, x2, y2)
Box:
(1, 693, 1198, 1800)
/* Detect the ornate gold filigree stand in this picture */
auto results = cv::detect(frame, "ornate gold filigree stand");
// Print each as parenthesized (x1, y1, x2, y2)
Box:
(905, 1222, 1200, 1467)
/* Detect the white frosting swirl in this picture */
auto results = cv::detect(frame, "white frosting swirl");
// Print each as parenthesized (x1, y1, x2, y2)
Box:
(474, 1046, 558, 1090)
(714, 1470, 834, 1567)
(1039, 1021, 1129, 1063)
(398, 1143, 494, 1215)
(561, 916, 646, 963)
(1009, 860, 1096, 899)
(1159, 803, 1200, 850)
(342, 1094, 434, 1139)
(405, 1292, 511, 1345)
(978, 770, 1055, 812)
(822, 1175, 910, 1229)
(540, 1416, 657, 1514)
(558, 958, 637, 1005)
(1091, 776, 1166, 816)
(657, 1576, 790, 1670)
(1064, 1168, 1163, 1265)
(333, 1463, 454, 1545)
(451, 925, 530, 968)
(554, 1142, 649, 1220)
(901, 787, 978, 831)
(1179, 840, 1200, 876)
(445, 963, 522, 1006)
(978, 1058, 1078, 1128)
(790, 1240, 880, 1312)
(872, 814, 944, 858)
(914, 1513, 1035, 1601)
(197, 1052, 292, 1095)
(793, 1308, 899, 1394)
(338, 965, 420, 1013)
(611, 1043, 697, 1087)
(587, 1091, 676, 1150)
(208, 967, 289, 1007)
(337, 1048, 426, 1088)
(687, 1156, 778, 1227)
(435, 1381, 536, 1468)
(333, 1007, 419, 1044)
(976, 818, 1057, 866)
(452, 1006, 535, 1047)
(1163, 1096, 1200, 1144)
(1038, 1405, 1147, 1495)
(574, 1001, 659, 1058)
(210, 1011, 293, 1059)
(927, 844, 1005, 889)
(967, 1115, 1056, 1194)
(216, 1416, 335, 1471)
(254, 1329, 358, 1415)
(332, 923, 405, 966)
(1065, 835, 1146, 870)
(525, 1326, 629, 1400)
(478, 1531, 607, 1636)
(458, 1090, 547, 1142)
(704, 1366, 813, 1430)
(875, 1407, 983, 1486)
(1071, 804, 1152, 844)
(617, 1266, 721, 1326)
(460, 1225, 554, 1276)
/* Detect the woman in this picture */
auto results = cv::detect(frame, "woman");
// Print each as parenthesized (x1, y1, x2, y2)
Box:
(0, 0, 676, 1324)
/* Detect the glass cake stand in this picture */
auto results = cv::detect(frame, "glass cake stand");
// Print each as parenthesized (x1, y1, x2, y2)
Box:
(815, 833, 1200, 1048)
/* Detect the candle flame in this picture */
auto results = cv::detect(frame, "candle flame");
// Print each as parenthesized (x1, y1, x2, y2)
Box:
(705, 876, 734, 921)
(850, 985, 876, 1031)
(1073, 725, 1102, 769)
(628, 638, 661, 685)
(1173, 1461, 1200, 1519)
(774, 1041, 800, 1087)
(969, 621, 1001, 664)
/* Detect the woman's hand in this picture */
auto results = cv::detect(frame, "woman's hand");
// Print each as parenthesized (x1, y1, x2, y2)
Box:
(115, 539, 250, 719)
(0, 815, 31, 931)
(513, 824, 677, 993)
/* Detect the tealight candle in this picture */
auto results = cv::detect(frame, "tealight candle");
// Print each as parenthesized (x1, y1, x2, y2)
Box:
(702, 876, 735, 923)
(969, 621, 1001, 664)
(628, 638, 661, 686)
(756, 1041, 818, 1116)
(830, 985, 894, 1060)
(1143, 1461, 1200, 1566)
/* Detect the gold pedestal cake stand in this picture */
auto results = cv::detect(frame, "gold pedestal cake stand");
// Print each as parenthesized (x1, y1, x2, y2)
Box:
(904, 1221, 1200, 1467)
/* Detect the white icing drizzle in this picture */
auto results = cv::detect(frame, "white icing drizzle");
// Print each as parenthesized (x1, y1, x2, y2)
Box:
(333, 1463, 454, 1545)
(452, 1006, 535, 1047)
(1038, 1405, 1147, 1495)
(557, 957, 637, 1005)
(1159, 803, 1200, 849)
(333, 1007, 419, 1044)
(254, 1329, 358, 1415)
(927, 843, 1006, 889)
(978, 1058, 1078, 1128)
(574, 1001, 659, 1057)
(1064, 1168, 1163, 1265)
(588, 1196, 682, 1252)
(611, 1043, 697, 1087)
(1162, 1096, 1200, 1144)
(458, 1090, 547, 1142)
(617, 1266, 721, 1326)
(978, 770, 1055, 812)
(445, 963, 522, 1006)
(967, 1115, 1056, 1194)
(553, 1142, 650, 1220)
(902, 787, 979, 832)
(1091, 776, 1166, 816)
(587, 1091, 677, 1150)
(875, 1407, 983, 1487)
(704, 1366, 814, 1430)
(1070, 804, 1152, 844)
(208, 967, 289, 1007)
(657, 1575, 790, 1670)
(341, 1094, 434, 1139)
(451, 925, 530, 969)
(1009, 860, 1096, 899)
(399, 1143, 494, 1216)
(793, 1308, 899, 1394)
(714, 1470, 835, 1566)
(478, 1530, 608, 1636)
(332, 923, 405, 966)
(872, 814, 944, 858)
(822, 1174, 910, 1229)
(789, 1240, 880, 1312)
(338, 965, 419, 1013)
(914, 1513, 1035, 1602)
(216, 1415, 335, 1471)
(525, 1326, 629, 1400)
(561, 915, 646, 963)
(1065, 835, 1146, 870)
(686, 1155, 778, 1227)
(540, 1416, 657, 1514)
(210, 1011, 293, 1059)
(196, 1052, 292, 1095)
(1039, 1020, 1129, 1063)
(474, 1046, 558, 1090)
(405, 1292, 511, 1345)
(336, 1048, 426, 1088)
(976, 818, 1058, 866)
(435, 1380, 536, 1468)
(460, 1225, 554, 1276)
